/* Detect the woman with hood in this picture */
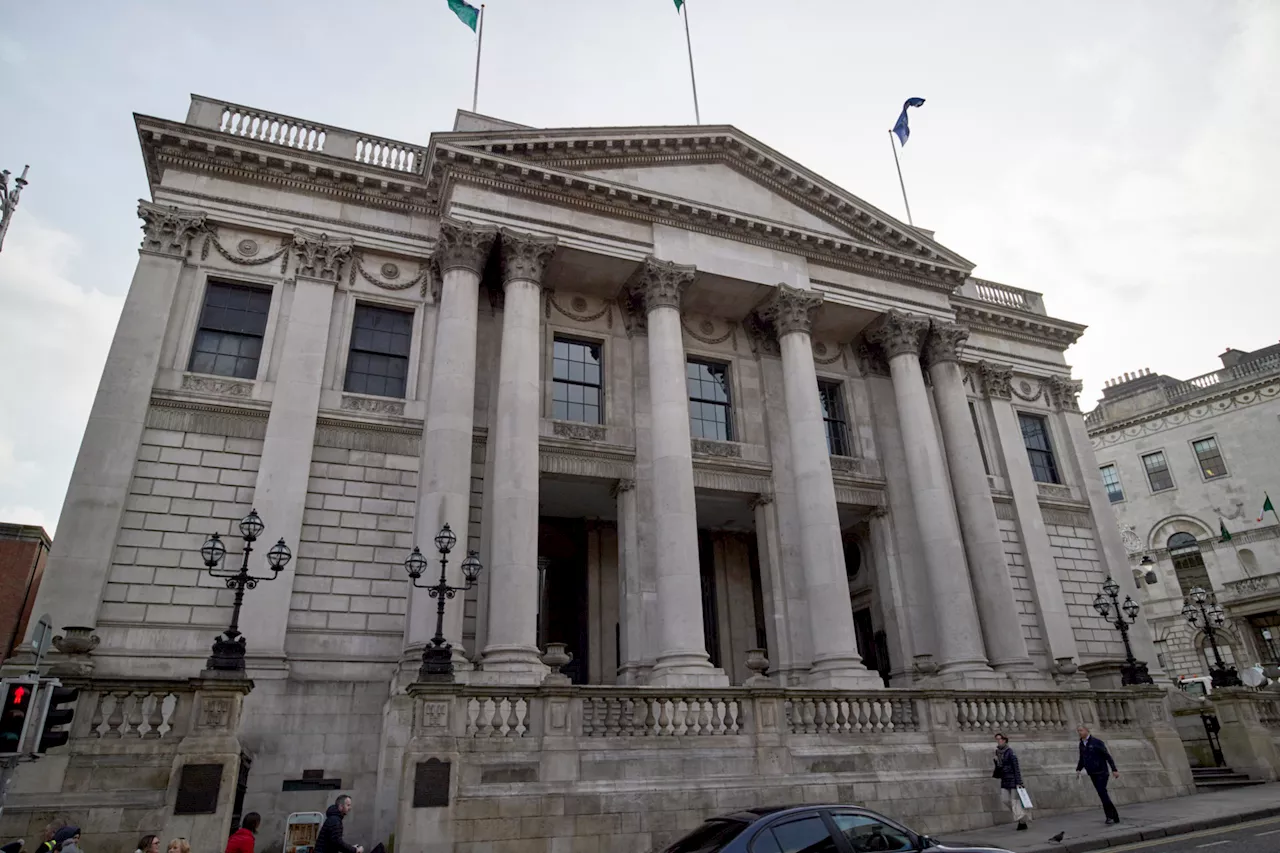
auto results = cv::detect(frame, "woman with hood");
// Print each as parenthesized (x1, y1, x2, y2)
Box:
(993, 733, 1030, 831)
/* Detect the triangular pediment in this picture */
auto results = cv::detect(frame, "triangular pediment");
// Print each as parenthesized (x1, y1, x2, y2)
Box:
(434, 123, 974, 271)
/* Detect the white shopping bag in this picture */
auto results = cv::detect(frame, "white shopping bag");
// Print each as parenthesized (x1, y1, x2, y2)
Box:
(1017, 786, 1034, 810)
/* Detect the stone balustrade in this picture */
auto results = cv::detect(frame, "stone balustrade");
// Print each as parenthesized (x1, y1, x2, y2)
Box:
(952, 694, 1069, 732)
(957, 278, 1046, 315)
(87, 687, 183, 739)
(1097, 694, 1139, 730)
(787, 693, 916, 734)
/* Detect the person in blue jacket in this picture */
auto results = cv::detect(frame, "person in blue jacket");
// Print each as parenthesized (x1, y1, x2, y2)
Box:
(1076, 725, 1120, 824)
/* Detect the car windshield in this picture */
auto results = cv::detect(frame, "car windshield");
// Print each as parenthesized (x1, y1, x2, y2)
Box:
(665, 819, 749, 853)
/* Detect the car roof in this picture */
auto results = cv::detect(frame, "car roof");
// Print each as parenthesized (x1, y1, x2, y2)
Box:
(713, 805, 871, 823)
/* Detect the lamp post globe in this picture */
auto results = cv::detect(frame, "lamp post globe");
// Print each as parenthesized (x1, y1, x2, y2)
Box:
(201, 533, 227, 569)
(196, 512, 289, 672)
(434, 523, 457, 556)
(239, 509, 265, 542)
(406, 526, 484, 681)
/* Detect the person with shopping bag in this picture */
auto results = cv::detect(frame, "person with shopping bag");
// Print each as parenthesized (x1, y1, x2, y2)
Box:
(993, 733, 1031, 831)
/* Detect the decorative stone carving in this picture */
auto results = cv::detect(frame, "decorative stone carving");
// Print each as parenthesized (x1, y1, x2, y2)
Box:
(137, 201, 207, 257)
(341, 395, 405, 416)
(548, 291, 614, 326)
(625, 255, 697, 315)
(922, 320, 969, 366)
(855, 341, 890, 377)
(182, 374, 253, 398)
(977, 361, 1013, 399)
(756, 283, 823, 338)
(1037, 482, 1073, 500)
(611, 478, 636, 498)
(912, 654, 939, 676)
(52, 626, 100, 655)
(436, 217, 497, 274)
(200, 231, 291, 270)
(830, 455, 862, 474)
(291, 229, 352, 282)
(744, 649, 770, 686)
(692, 438, 742, 458)
(748, 493, 774, 510)
(421, 700, 449, 730)
(572, 296, 589, 312)
(198, 697, 231, 730)
(1012, 379, 1043, 402)
(541, 643, 574, 686)
(743, 313, 780, 357)
(1119, 523, 1143, 554)
(500, 227, 558, 284)
(237, 239, 259, 256)
(1046, 375, 1083, 412)
(349, 253, 429, 292)
(864, 310, 930, 359)
(553, 421, 606, 442)
(381, 262, 400, 279)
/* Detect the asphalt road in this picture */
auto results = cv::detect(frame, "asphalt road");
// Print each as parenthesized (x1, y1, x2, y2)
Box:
(1101, 816, 1280, 853)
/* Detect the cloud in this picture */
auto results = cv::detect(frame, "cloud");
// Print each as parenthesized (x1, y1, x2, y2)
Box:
(0, 214, 123, 534)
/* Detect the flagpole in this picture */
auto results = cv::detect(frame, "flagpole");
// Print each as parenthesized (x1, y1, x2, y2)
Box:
(888, 130, 914, 227)
(682, 2, 701, 124)
(1270, 492, 1280, 526)
(472, 3, 485, 113)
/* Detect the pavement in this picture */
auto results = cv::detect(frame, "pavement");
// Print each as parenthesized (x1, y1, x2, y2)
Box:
(937, 784, 1280, 853)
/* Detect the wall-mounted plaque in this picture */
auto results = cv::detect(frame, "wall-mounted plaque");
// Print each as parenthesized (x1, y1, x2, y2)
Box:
(412, 758, 450, 808)
(174, 763, 223, 815)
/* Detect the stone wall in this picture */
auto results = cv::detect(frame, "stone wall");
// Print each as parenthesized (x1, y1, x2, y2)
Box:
(997, 515, 1046, 664)
(1049, 520, 1127, 659)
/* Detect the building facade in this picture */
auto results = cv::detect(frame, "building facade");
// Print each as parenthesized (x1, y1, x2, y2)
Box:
(3, 96, 1242, 851)
(1086, 345, 1280, 681)
(0, 522, 51, 661)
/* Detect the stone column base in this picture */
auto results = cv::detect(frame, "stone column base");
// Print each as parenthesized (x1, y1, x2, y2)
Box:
(475, 644, 548, 685)
(648, 650, 729, 687)
(806, 654, 885, 690)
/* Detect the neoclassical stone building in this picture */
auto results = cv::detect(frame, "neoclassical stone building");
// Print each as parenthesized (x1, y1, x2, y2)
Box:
(8, 96, 1243, 851)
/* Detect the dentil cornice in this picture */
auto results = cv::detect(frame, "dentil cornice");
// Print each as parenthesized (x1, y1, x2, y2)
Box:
(436, 217, 498, 275)
(953, 297, 1085, 352)
(499, 227, 558, 284)
(922, 320, 969, 366)
(291, 229, 352, 282)
(138, 201, 208, 257)
(864, 310, 930, 360)
(755, 283, 823, 338)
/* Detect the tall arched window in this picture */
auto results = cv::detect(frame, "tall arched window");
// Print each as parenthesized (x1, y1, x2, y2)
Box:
(1168, 532, 1212, 596)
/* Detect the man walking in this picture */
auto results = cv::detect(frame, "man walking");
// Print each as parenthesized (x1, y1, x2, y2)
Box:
(316, 794, 363, 853)
(1076, 725, 1120, 824)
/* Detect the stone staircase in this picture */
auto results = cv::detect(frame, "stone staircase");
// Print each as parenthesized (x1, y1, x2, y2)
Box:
(1192, 767, 1265, 790)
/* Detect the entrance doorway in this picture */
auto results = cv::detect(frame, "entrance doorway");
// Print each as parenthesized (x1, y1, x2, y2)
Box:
(538, 518, 589, 684)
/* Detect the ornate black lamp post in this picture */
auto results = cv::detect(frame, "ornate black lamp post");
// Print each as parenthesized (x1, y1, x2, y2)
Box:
(199, 509, 291, 672)
(1182, 586, 1242, 688)
(404, 523, 482, 681)
(1093, 576, 1155, 685)
(0, 165, 29, 254)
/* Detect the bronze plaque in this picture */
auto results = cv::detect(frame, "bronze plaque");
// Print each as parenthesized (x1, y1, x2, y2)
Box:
(412, 758, 450, 808)
(174, 763, 223, 815)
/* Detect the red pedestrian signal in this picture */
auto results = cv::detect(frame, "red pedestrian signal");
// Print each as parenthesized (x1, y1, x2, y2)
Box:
(12, 686, 26, 704)
(1, 679, 36, 755)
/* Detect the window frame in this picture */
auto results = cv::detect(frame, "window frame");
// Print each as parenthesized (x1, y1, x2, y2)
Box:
(1141, 449, 1176, 493)
(1190, 435, 1229, 481)
(751, 811, 839, 853)
(550, 334, 605, 425)
(1099, 463, 1125, 504)
(187, 279, 275, 381)
(1017, 412, 1061, 485)
(342, 300, 416, 400)
(826, 809, 918, 853)
(686, 357, 735, 442)
(817, 379, 853, 457)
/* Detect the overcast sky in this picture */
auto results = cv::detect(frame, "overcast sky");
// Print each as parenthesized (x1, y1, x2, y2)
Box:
(1, 0, 1276, 533)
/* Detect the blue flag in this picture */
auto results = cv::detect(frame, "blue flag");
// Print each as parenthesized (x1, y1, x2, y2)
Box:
(892, 97, 926, 146)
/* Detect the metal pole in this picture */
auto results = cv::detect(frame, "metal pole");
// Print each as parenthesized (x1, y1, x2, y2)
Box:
(888, 131, 913, 227)
(0, 165, 30, 254)
(682, 1, 701, 124)
(432, 551, 450, 648)
(472, 4, 485, 113)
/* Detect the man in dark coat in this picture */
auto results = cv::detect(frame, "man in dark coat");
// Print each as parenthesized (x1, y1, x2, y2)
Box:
(1076, 725, 1120, 824)
(315, 794, 363, 853)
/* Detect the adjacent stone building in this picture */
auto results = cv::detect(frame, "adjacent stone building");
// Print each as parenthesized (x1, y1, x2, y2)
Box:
(7, 95, 1256, 851)
(1086, 344, 1280, 680)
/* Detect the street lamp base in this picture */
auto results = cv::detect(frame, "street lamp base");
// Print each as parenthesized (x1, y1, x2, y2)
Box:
(207, 634, 247, 672)
(420, 642, 456, 682)
(1210, 665, 1242, 688)
(1120, 660, 1155, 686)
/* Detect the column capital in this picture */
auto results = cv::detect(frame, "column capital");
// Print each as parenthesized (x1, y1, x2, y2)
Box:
(625, 255, 697, 315)
(923, 320, 970, 366)
(137, 201, 208, 257)
(611, 478, 636, 497)
(1046, 375, 1083, 412)
(865, 310, 930, 359)
(749, 492, 774, 510)
(757, 283, 824, 338)
(977, 361, 1013, 399)
(500, 227, 558, 285)
(291, 229, 353, 282)
(436, 217, 498, 275)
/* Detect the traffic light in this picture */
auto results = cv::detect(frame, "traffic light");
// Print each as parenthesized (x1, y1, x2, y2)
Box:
(1, 679, 36, 755)
(37, 685, 79, 753)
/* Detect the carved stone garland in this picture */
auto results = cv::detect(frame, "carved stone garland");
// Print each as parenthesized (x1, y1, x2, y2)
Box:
(546, 291, 615, 328)
(200, 230, 291, 272)
(348, 251, 430, 292)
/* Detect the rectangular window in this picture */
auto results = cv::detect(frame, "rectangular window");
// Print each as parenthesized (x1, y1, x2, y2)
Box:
(1018, 413, 1060, 484)
(686, 359, 733, 441)
(344, 303, 413, 398)
(969, 401, 991, 475)
(1192, 437, 1227, 479)
(1142, 450, 1175, 492)
(1099, 464, 1124, 503)
(189, 281, 272, 380)
(817, 381, 851, 456)
(551, 337, 603, 424)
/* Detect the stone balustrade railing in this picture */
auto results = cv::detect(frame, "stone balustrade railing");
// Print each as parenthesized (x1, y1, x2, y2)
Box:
(1255, 695, 1280, 730)
(957, 278, 1047, 316)
(1222, 569, 1280, 602)
(186, 94, 427, 175)
(88, 688, 183, 739)
(415, 685, 1163, 743)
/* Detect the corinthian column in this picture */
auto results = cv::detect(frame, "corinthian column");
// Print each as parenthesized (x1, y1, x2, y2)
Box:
(481, 228, 557, 679)
(923, 322, 1035, 677)
(407, 219, 496, 666)
(758, 284, 881, 688)
(866, 310, 993, 682)
(626, 257, 727, 687)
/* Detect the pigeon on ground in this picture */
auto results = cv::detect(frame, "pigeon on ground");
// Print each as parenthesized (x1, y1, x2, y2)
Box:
(1049, 831, 1066, 843)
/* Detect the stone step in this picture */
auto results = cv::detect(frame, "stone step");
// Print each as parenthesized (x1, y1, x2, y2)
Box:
(1194, 778, 1266, 790)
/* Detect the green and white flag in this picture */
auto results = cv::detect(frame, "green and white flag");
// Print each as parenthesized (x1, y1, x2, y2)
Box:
(448, 0, 480, 31)
(1220, 519, 1232, 542)
(1258, 493, 1276, 523)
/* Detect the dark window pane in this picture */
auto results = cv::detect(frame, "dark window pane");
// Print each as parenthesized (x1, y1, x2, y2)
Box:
(1192, 437, 1227, 478)
(1100, 465, 1124, 503)
(767, 816, 837, 853)
(1143, 452, 1174, 491)
(190, 282, 271, 379)
(1018, 414, 1060, 484)
(829, 814, 914, 852)
(553, 400, 568, 420)
(345, 304, 413, 399)
(818, 381, 851, 456)
(551, 337, 604, 425)
(688, 359, 734, 441)
(664, 820, 747, 853)
(969, 401, 991, 475)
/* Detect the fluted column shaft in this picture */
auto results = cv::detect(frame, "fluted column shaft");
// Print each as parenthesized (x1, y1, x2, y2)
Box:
(762, 285, 880, 688)
(628, 257, 726, 687)
(408, 220, 496, 662)
(867, 311, 992, 679)
(925, 323, 1034, 674)
(482, 229, 557, 677)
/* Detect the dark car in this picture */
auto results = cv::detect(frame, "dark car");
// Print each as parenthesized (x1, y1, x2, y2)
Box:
(660, 805, 1013, 853)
